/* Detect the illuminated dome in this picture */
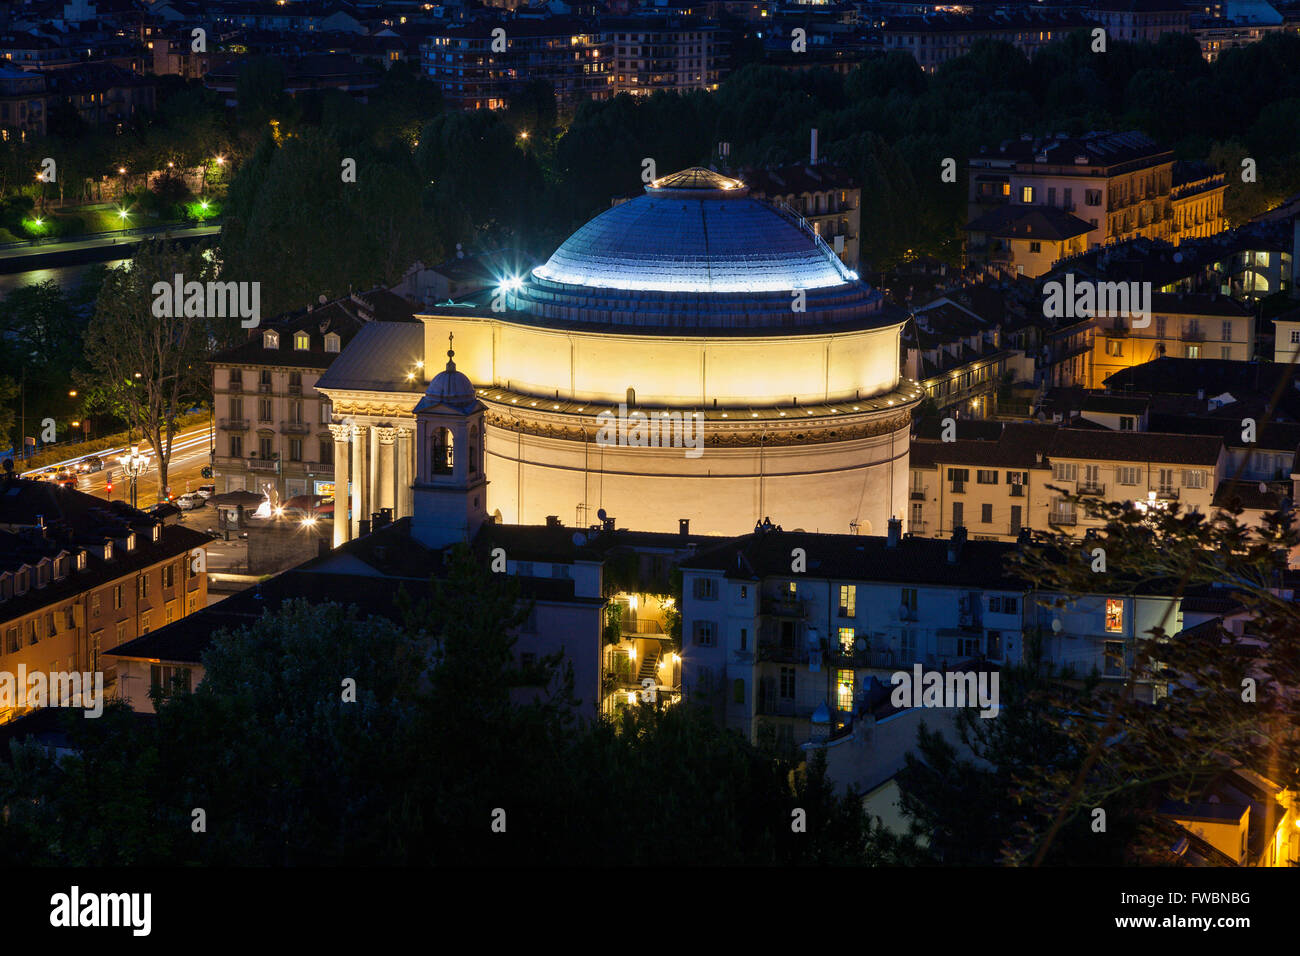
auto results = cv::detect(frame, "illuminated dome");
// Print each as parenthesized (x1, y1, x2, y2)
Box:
(518, 167, 882, 329)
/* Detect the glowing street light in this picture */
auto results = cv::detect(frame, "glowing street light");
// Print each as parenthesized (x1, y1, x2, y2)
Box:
(117, 445, 151, 509)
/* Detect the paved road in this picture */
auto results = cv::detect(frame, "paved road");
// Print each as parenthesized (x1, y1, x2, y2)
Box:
(25, 423, 216, 504)
(0, 223, 220, 268)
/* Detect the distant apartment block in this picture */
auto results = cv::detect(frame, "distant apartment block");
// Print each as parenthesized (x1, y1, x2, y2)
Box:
(1093, 0, 1191, 41)
(734, 157, 860, 268)
(607, 16, 723, 94)
(420, 17, 611, 111)
(967, 132, 1226, 276)
(209, 290, 416, 503)
(908, 423, 1227, 542)
(878, 10, 1094, 73)
(679, 523, 1182, 753)
(1091, 291, 1254, 385)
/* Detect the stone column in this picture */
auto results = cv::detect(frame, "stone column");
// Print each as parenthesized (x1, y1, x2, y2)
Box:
(350, 423, 367, 539)
(393, 426, 411, 519)
(376, 426, 397, 513)
(401, 428, 416, 517)
(329, 423, 351, 548)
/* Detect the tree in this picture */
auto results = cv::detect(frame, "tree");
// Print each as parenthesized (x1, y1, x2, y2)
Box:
(81, 237, 233, 500)
(1001, 494, 1300, 864)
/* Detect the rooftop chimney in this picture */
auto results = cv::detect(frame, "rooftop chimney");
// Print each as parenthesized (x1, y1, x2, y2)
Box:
(679, 518, 690, 539)
(810, 128, 818, 166)
(546, 515, 561, 527)
(886, 516, 902, 548)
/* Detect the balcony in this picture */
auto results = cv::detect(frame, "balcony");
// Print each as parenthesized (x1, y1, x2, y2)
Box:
(909, 520, 927, 533)
(1156, 487, 1179, 500)
(754, 695, 806, 718)
(247, 457, 279, 473)
(910, 488, 927, 500)
(280, 421, 311, 435)
(1009, 484, 1025, 497)
(756, 639, 803, 664)
(288, 384, 302, 396)
(951, 482, 966, 494)
(227, 380, 243, 393)
(258, 382, 272, 394)
(218, 418, 248, 431)
(761, 596, 807, 617)
(1078, 483, 1106, 496)
(1182, 328, 1205, 342)
(1048, 509, 1078, 527)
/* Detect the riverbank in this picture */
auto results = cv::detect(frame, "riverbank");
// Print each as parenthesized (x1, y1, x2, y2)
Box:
(0, 222, 221, 274)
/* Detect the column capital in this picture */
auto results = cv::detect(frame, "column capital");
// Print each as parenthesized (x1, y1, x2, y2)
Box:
(328, 423, 351, 443)
(349, 423, 368, 440)
(376, 426, 399, 445)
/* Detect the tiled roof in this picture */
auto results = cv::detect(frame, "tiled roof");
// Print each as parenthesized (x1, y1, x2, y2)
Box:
(314, 321, 427, 393)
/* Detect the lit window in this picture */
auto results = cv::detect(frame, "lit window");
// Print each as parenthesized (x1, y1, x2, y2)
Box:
(294, 332, 310, 350)
(838, 627, 855, 653)
(325, 333, 341, 352)
(264, 330, 279, 349)
(1105, 598, 1124, 633)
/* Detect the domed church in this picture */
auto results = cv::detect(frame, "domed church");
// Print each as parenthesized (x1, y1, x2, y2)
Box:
(317, 168, 921, 542)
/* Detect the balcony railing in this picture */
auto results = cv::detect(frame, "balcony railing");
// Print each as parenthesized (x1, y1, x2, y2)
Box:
(761, 596, 807, 617)
(756, 640, 803, 664)
(218, 418, 248, 431)
(280, 421, 311, 435)
(754, 695, 814, 718)
(1009, 485, 1025, 497)
(1049, 509, 1078, 526)
(623, 619, 666, 636)
(258, 382, 272, 393)
(951, 482, 966, 494)
(1078, 483, 1106, 496)
(288, 384, 302, 396)
(1182, 328, 1205, 342)
(228, 380, 242, 392)
(1156, 487, 1179, 500)
(247, 457, 278, 472)
(910, 488, 927, 500)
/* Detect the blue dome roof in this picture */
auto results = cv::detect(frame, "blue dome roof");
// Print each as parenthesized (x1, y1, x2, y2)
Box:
(531, 168, 854, 294)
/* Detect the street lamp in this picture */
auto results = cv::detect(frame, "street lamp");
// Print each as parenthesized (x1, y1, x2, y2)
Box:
(118, 445, 151, 510)
(118, 207, 129, 235)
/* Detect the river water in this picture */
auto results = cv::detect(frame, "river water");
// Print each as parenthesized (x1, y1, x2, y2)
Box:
(0, 260, 128, 298)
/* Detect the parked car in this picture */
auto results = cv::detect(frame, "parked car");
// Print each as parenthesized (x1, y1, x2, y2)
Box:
(176, 492, 206, 511)
(196, 484, 215, 499)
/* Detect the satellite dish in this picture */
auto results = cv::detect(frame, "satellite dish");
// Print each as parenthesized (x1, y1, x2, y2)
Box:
(596, 508, 607, 521)
(855, 637, 867, 652)
(1259, 482, 1268, 494)
(1051, 618, 1063, 633)
(1172, 252, 1183, 263)
(571, 532, 587, 547)
(318, 293, 327, 304)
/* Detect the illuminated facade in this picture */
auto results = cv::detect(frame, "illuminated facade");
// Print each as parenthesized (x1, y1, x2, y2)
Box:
(318, 167, 921, 540)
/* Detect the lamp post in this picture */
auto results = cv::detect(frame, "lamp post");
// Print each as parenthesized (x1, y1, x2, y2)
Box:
(118, 445, 151, 510)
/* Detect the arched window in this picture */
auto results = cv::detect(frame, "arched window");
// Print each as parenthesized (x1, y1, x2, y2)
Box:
(432, 427, 454, 475)
(468, 424, 478, 475)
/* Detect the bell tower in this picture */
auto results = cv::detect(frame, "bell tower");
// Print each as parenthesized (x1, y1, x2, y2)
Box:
(411, 335, 488, 549)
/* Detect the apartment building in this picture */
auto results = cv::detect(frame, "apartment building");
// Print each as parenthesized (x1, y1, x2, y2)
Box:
(908, 422, 1227, 541)
(968, 132, 1226, 272)
(878, 10, 1094, 73)
(903, 297, 1017, 419)
(420, 17, 611, 111)
(734, 158, 860, 269)
(0, 479, 209, 724)
(209, 289, 415, 504)
(1090, 292, 1254, 387)
(1093, 0, 1191, 41)
(607, 16, 722, 95)
(678, 522, 1181, 752)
